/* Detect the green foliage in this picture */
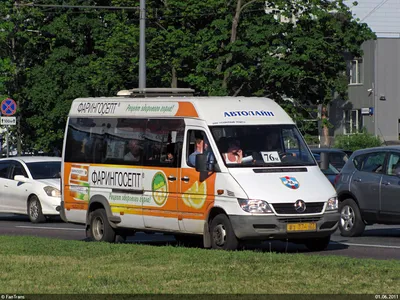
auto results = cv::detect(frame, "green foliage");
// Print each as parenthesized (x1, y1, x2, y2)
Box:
(334, 130, 383, 151)
(0, 0, 376, 151)
(304, 134, 320, 146)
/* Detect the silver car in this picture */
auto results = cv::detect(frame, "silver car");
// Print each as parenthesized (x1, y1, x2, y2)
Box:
(335, 146, 400, 236)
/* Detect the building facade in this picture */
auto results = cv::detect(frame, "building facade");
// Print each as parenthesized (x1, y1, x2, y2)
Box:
(332, 1, 400, 142)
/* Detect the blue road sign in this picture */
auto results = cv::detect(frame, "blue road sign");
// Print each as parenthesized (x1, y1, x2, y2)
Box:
(1, 98, 17, 116)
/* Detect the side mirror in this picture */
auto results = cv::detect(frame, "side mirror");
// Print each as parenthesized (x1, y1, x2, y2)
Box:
(319, 152, 329, 171)
(195, 153, 208, 172)
(14, 175, 29, 182)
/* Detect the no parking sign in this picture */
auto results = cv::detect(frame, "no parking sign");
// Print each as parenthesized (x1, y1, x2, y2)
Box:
(1, 98, 17, 116)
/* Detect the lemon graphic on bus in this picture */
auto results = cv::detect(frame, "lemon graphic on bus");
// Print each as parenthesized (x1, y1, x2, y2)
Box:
(182, 181, 207, 209)
(152, 172, 168, 206)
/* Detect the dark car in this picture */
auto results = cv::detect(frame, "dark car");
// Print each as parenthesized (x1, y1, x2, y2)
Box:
(342, 150, 353, 157)
(335, 146, 400, 236)
(310, 148, 348, 171)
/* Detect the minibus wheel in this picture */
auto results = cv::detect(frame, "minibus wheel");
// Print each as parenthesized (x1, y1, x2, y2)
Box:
(210, 214, 239, 250)
(89, 208, 116, 242)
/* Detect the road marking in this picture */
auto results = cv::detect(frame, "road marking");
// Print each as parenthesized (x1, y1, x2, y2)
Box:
(16, 226, 84, 231)
(332, 241, 400, 249)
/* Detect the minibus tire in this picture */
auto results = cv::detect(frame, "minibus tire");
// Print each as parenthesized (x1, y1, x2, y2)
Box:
(210, 214, 239, 250)
(303, 235, 331, 251)
(89, 208, 116, 242)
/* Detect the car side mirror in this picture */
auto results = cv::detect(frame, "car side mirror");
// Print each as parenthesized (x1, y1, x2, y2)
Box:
(14, 175, 29, 182)
(195, 153, 208, 172)
(195, 153, 219, 173)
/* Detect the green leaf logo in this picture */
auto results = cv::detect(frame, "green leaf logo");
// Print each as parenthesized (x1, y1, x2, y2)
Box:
(152, 172, 168, 206)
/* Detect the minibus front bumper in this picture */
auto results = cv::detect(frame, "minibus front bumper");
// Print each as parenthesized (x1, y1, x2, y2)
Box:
(229, 212, 340, 240)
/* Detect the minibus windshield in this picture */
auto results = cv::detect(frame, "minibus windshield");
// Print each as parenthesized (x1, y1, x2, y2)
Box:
(210, 124, 317, 168)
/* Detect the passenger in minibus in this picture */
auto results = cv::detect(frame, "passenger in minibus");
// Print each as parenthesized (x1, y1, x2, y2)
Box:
(222, 139, 243, 164)
(161, 144, 175, 163)
(124, 140, 142, 162)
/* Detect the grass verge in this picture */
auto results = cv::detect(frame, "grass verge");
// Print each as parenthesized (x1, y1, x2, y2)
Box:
(0, 235, 399, 294)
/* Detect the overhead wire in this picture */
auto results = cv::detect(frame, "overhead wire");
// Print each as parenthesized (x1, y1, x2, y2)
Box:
(360, 0, 390, 22)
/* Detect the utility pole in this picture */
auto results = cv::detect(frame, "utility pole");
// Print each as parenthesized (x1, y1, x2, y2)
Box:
(139, 0, 146, 89)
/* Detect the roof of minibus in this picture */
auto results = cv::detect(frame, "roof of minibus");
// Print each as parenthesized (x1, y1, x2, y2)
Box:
(69, 96, 295, 125)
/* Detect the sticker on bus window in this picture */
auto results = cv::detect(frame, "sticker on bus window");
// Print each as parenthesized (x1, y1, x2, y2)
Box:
(261, 151, 281, 163)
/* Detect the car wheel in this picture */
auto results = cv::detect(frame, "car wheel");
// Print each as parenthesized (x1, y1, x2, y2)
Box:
(89, 208, 116, 242)
(304, 236, 331, 251)
(210, 214, 239, 250)
(28, 195, 46, 223)
(339, 199, 365, 237)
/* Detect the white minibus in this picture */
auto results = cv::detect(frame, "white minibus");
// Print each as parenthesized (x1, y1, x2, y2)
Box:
(60, 88, 339, 250)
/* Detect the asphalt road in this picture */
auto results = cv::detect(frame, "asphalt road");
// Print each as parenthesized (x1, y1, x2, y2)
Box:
(0, 213, 399, 260)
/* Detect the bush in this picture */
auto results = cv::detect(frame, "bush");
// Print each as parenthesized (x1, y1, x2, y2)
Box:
(334, 131, 382, 152)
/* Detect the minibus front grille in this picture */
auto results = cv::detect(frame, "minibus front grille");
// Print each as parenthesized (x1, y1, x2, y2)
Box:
(253, 167, 308, 173)
(278, 217, 321, 223)
(272, 202, 324, 214)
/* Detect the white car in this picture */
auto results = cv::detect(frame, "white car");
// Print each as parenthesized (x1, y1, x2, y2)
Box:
(0, 156, 61, 223)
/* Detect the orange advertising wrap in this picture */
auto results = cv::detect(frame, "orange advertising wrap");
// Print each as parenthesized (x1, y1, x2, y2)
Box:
(63, 162, 216, 221)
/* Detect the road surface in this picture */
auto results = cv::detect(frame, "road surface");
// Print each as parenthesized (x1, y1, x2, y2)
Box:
(0, 214, 399, 260)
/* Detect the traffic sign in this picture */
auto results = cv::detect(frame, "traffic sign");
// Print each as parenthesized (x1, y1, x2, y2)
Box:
(1, 98, 17, 116)
(1, 117, 16, 126)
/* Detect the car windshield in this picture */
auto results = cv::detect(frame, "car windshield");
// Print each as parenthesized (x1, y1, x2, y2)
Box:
(210, 124, 316, 167)
(26, 161, 61, 179)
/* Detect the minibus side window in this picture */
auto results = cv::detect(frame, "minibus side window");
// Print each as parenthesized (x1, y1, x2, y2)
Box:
(117, 119, 146, 165)
(65, 118, 95, 163)
(143, 119, 184, 168)
(65, 117, 146, 165)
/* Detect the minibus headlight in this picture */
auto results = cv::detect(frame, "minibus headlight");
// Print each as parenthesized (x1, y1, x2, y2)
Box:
(326, 197, 338, 211)
(238, 199, 273, 214)
(44, 186, 61, 197)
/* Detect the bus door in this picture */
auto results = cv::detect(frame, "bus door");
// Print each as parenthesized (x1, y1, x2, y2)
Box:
(179, 127, 217, 233)
(142, 119, 185, 231)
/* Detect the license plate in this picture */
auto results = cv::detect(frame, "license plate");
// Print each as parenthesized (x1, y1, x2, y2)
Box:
(287, 223, 317, 232)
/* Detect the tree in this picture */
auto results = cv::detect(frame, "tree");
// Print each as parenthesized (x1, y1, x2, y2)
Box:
(21, 0, 140, 151)
(0, 0, 46, 153)
(1, 0, 375, 151)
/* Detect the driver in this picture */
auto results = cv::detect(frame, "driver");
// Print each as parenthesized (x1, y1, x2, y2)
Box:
(265, 130, 282, 152)
(263, 129, 296, 161)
